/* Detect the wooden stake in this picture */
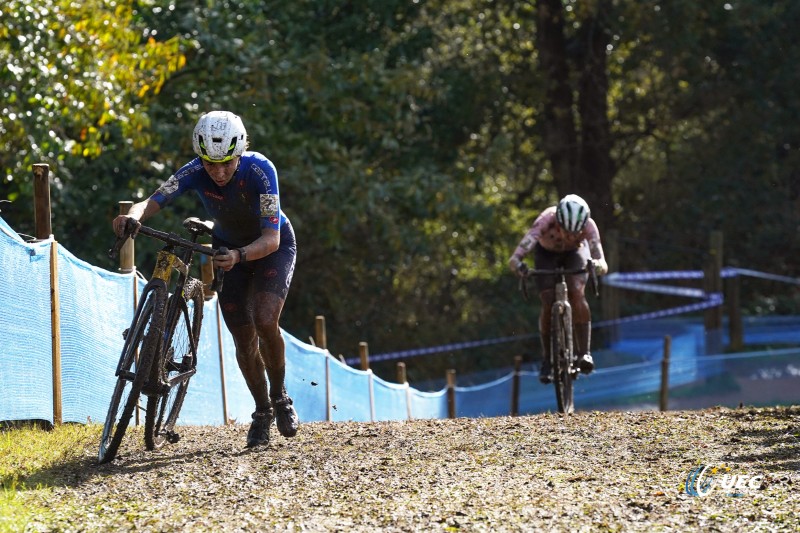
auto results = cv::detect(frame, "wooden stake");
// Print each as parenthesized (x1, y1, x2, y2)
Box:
(33, 164, 52, 240)
(446, 369, 456, 419)
(315, 315, 327, 350)
(359, 341, 369, 370)
(511, 355, 522, 416)
(660, 335, 671, 412)
(49, 241, 62, 425)
(118, 201, 134, 273)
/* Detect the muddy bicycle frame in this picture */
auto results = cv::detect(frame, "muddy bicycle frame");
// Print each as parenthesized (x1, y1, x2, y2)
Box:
(98, 217, 225, 463)
(521, 260, 599, 414)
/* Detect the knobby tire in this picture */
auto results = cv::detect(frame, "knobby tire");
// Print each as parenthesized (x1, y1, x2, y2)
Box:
(144, 278, 204, 450)
(98, 281, 168, 464)
(551, 304, 575, 415)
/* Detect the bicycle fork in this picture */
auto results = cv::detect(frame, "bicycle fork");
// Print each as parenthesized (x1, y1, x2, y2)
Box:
(552, 281, 575, 373)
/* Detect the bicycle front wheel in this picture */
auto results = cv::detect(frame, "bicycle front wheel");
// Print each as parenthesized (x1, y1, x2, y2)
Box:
(98, 281, 167, 464)
(145, 278, 204, 450)
(551, 304, 575, 415)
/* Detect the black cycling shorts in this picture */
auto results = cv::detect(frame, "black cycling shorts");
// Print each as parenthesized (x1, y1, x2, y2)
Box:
(214, 219, 296, 327)
(532, 242, 589, 292)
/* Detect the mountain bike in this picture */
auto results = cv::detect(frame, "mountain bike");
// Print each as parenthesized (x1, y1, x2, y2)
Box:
(98, 217, 226, 464)
(520, 260, 599, 414)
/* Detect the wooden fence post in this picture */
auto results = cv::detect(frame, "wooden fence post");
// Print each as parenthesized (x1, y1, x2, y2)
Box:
(315, 315, 327, 350)
(446, 369, 457, 419)
(726, 271, 743, 351)
(398, 362, 412, 421)
(359, 341, 370, 370)
(118, 201, 135, 273)
(215, 299, 229, 424)
(201, 243, 215, 300)
(704, 231, 724, 354)
(601, 229, 620, 347)
(33, 164, 52, 240)
(660, 335, 671, 412)
(49, 242, 62, 426)
(511, 355, 522, 416)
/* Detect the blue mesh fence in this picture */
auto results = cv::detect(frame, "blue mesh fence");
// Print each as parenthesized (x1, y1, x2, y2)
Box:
(373, 379, 410, 422)
(0, 219, 54, 423)
(282, 330, 329, 424)
(57, 247, 135, 425)
(409, 389, 448, 420)
(455, 375, 515, 418)
(1, 213, 799, 427)
(328, 363, 373, 422)
(178, 295, 226, 426)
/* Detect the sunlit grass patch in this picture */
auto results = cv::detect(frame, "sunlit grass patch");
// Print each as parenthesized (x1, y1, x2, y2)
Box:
(0, 423, 100, 490)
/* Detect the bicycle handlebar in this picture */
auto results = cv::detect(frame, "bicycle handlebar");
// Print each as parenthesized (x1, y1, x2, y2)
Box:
(108, 220, 226, 293)
(519, 260, 600, 301)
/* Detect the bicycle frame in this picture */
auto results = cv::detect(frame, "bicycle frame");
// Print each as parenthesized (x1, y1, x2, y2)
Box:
(99, 217, 225, 463)
(150, 246, 198, 388)
(520, 260, 598, 414)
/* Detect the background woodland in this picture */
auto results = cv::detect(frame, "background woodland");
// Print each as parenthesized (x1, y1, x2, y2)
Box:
(2, 0, 799, 381)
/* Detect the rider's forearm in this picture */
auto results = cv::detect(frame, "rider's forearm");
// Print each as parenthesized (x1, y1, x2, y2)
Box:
(588, 239, 608, 275)
(126, 198, 161, 222)
(239, 229, 280, 263)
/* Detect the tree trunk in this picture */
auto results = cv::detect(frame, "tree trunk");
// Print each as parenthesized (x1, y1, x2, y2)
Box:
(536, 0, 615, 232)
(536, 0, 579, 191)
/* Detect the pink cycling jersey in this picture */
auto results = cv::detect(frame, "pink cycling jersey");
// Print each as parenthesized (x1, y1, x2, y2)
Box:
(512, 206, 606, 262)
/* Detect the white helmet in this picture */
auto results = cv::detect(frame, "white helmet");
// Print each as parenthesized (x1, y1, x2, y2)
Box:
(556, 194, 590, 233)
(192, 111, 247, 162)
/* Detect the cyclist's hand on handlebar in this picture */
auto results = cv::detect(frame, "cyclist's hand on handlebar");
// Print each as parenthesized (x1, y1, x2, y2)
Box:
(112, 215, 141, 239)
(509, 256, 528, 278)
(591, 258, 608, 276)
(213, 249, 238, 272)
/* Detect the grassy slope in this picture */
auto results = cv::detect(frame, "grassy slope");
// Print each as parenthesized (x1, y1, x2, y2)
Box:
(1, 406, 798, 532)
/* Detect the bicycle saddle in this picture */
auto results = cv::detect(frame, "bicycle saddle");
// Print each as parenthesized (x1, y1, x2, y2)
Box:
(183, 217, 215, 236)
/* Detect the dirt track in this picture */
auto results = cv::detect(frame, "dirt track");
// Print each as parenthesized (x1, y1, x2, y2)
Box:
(17, 407, 800, 532)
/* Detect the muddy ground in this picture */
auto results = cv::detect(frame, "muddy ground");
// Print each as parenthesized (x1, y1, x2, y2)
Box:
(14, 406, 800, 532)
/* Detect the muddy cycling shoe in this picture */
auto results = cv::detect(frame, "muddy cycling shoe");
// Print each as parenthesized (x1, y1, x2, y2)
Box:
(578, 353, 595, 375)
(272, 395, 299, 438)
(539, 361, 553, 384)
(246, 410, 273, 448)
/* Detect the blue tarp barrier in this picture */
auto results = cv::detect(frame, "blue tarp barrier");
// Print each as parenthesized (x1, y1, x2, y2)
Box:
(1, 213, 799, 426)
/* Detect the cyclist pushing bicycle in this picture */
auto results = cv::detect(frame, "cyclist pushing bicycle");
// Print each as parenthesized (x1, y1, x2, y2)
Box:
(508, 194, 608, 384)
(112, 111, 298, 449)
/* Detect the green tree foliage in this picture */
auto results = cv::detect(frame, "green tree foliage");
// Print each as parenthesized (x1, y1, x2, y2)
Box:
(0, 0, 184, 242)
(3, 0, 799, 382)
(609, 1, 800, 314)
(122, 0, 529, 380)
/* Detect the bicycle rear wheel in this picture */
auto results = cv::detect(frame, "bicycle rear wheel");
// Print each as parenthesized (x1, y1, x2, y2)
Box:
(144, 278, 204, 450)
(551, 304, 575, 415)
(98, 281, 167, 463)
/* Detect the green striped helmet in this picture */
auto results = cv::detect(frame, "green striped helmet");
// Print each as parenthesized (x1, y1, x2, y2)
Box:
(556, 194, 590, 233)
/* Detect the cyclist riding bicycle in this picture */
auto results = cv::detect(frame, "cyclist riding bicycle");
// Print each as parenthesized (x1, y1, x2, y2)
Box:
(508, 194, 608, 384)
(112, 110, 298, 448)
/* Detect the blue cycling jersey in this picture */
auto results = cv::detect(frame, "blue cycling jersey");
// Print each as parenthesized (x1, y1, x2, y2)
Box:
(152, 151, 287, 246)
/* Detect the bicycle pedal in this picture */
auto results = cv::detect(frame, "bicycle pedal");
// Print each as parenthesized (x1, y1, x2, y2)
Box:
(166, 431, 180, 444)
